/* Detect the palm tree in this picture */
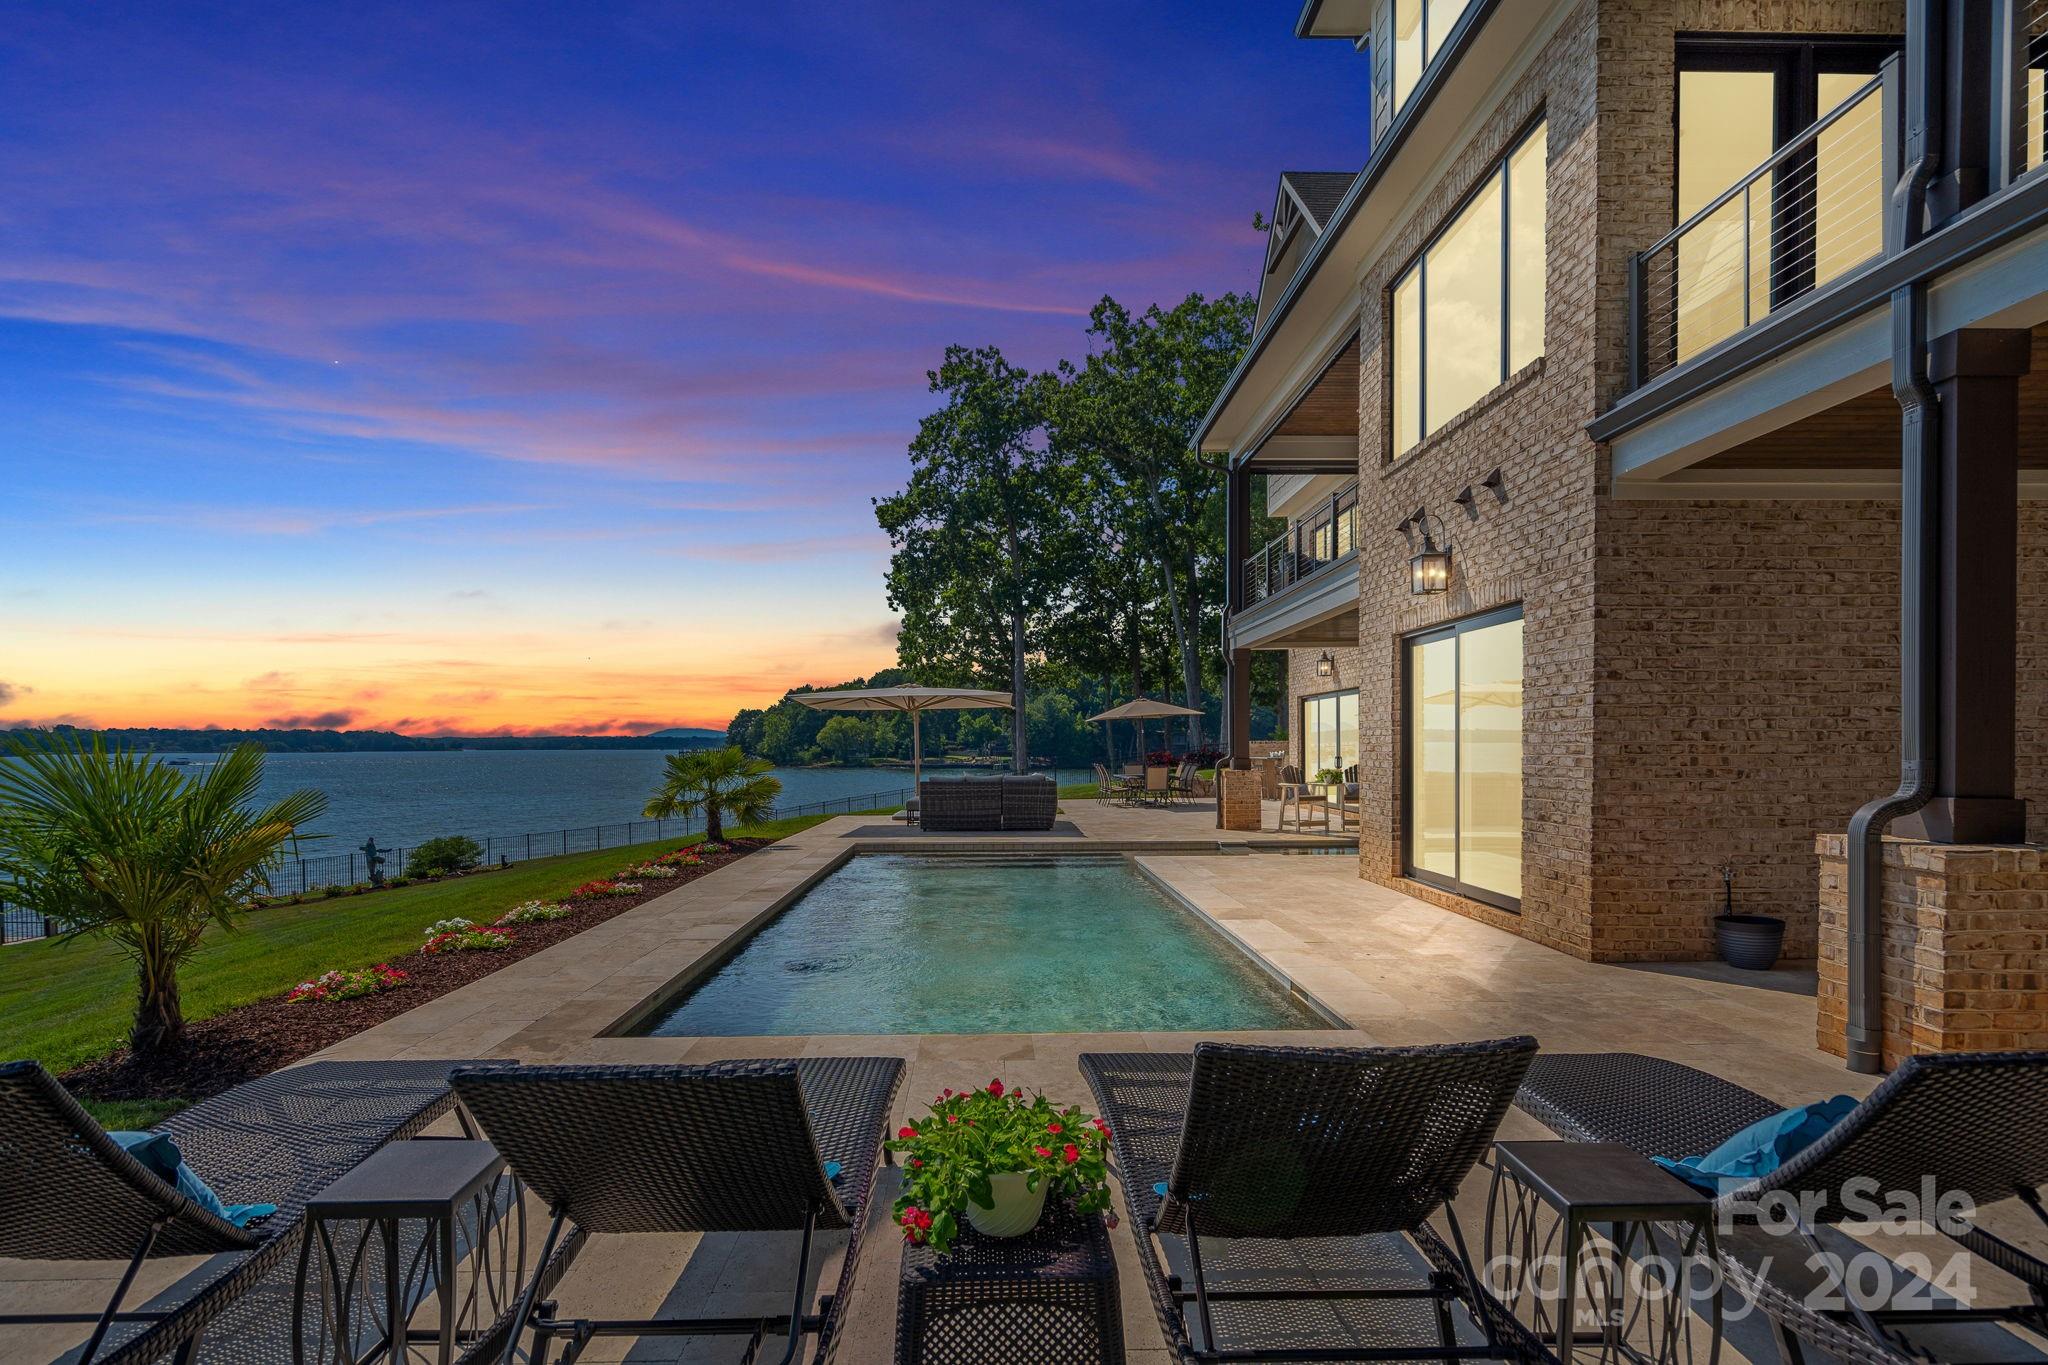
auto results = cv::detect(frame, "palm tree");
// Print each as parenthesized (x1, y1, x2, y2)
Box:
(0, 736, 326, 1064)
(643, 746, 781, 844)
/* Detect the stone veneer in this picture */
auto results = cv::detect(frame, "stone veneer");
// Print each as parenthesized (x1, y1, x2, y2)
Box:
(1816, 835, 2048, 1066)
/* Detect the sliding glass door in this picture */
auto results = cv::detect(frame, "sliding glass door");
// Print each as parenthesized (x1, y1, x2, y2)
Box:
(1405, 608, 1523, 909)
(1300, 690, 1358, 779)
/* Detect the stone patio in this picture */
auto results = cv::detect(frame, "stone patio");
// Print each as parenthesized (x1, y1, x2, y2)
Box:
(5, 799, 1906, 1364)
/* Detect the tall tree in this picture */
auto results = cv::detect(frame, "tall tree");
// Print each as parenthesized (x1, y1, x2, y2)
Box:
(875, 346, 1080, 771)
(1050, 292, 1254, 750)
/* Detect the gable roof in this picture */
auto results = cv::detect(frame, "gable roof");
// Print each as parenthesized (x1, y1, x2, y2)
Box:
(1280, 171, 1358, 233)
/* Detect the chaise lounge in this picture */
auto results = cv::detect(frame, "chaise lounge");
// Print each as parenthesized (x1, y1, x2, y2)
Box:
(917, 775, 1057, 831)
(449, 1057, 904, 1365)
(1081, 1038, 1549, 1362)
(1515, 1050, 2048, 1364)
(0, 1057, 497, 1365)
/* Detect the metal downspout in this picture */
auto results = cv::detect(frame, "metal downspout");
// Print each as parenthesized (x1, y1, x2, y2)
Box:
(1845, 0, 1943, 1075)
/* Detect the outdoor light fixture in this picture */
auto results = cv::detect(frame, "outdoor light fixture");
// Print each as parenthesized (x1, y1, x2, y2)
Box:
(1409, 526, 1451, 595)
(1316, 650, 1336, 679)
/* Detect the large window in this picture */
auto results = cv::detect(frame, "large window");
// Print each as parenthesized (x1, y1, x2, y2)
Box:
(1300, 690, 1358, 779)
(1391, 0, 1480, 114)
(1391, 120, 1546, 459)
(1406, 608, 1522, 909)
(1674, 37, 1896, 360)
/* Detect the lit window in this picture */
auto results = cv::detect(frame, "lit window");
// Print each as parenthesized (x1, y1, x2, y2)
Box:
(1392, 0, 1476, 114)
(1391, 120, 1547, 459)
(1406, 608, 1522, 909)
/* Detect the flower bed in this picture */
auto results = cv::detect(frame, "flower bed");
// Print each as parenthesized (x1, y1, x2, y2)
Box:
(422, 920, 515, 953)
(62, 838, 765, 1104)
(496, 900, 571, 925)
(288, 964, 407, 1005)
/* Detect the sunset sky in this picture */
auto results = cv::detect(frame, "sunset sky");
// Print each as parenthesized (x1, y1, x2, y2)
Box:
(1, 4, 1371, 736)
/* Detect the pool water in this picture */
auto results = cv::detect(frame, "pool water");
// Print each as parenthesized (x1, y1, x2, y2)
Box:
(631, 854, 1327, 1036)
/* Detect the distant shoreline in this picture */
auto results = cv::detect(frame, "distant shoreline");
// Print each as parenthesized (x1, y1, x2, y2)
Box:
(0, 726, 727, 755)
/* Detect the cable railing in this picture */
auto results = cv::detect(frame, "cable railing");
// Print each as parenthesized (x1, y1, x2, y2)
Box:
(1630, 58, 1897, 389)
(1242, 480, 1361, 607)
(2014, 0, 2048, 181)
(0, 785, 914, 941)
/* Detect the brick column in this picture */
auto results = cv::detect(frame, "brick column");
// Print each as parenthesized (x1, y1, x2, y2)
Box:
(1218, 768, 1263, 833)
(1817, 834, 2048, 1066)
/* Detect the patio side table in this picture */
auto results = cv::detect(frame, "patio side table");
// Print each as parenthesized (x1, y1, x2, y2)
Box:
(294, 1138, 526, 1365)
(897, 1199, 1124, 1364)
(1487, 1140, 1720, 1365)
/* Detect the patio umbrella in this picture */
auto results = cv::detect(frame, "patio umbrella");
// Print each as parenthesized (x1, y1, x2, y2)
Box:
(790, 686, 1014, 787)
(1085, 697, 1204, 765)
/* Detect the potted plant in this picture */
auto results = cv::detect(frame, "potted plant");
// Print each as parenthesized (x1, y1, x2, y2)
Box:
(885, 1079, 1115, 1254)
(1712, 862, 1785, 970)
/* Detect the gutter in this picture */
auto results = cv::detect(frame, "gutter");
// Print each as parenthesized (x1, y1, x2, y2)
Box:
(1844, 0, 1944, 1076)
(1199, 0, 1506, 458)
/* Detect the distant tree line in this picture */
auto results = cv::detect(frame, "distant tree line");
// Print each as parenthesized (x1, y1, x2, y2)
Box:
(0, 726, 728, 754)
(868, 291, 1287, 768)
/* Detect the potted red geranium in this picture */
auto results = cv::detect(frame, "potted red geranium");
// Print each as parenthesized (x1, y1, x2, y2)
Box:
(885, 1079, 1114, 1255)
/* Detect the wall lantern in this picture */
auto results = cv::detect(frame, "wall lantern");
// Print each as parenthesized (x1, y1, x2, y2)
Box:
(1409, 530, 1452, 595)
(1316, 650, 1336, 679)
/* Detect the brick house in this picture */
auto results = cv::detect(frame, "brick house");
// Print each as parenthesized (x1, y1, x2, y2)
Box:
(1207, 0, 2048, 1070)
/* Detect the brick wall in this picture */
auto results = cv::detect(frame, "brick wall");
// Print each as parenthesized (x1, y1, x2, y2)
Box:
(1817, 835, 2048, 1066)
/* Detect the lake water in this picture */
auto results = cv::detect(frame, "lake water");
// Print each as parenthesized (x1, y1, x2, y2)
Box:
(151, 751, 1089, 852)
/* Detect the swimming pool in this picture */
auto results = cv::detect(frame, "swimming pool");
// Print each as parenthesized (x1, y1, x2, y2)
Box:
(627, 853, 1330, 1036)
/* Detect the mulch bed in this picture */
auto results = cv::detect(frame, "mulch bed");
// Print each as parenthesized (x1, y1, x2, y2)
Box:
(63, 839, 766, 1104)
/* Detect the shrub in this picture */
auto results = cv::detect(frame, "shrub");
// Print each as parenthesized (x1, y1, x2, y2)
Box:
(496, 900, 571, 925)
(289, 964, 407, 1004)
(405, 835, 485, 879)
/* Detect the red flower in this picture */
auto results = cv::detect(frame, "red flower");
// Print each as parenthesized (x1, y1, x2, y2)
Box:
(900, 1206, 921, 1226)
(1033, 1145, 1052, 1158)
(987, 1078, 1004, 1096)
(1092, 1119, 1112, 1139)
(1046, 1121, 1063, 1134)
(915, 1209, 932, 1229)
(1063, 1144, 1080, 1164)
(946, 1113, 959, 1124)
(898, 1126, 917, 1139)
(911, 1158, 923, 1168)
(942, 1087, 954, 1098)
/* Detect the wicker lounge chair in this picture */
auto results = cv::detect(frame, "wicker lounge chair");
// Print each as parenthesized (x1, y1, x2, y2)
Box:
(917, 778, 1004, 831)
(0, 1057, 493, 1365)
(1080, 1039, 1547, 1362)
(450, 1057, 903, 1365)
(1516, 1051, 2048, 1364)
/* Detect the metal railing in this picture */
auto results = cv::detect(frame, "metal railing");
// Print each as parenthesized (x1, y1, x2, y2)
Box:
(2012, 0, 2048, 181)
(0, 785, 913, 940)
(1242, 480, 1360, 607)
(1630, 58, 1898, 389)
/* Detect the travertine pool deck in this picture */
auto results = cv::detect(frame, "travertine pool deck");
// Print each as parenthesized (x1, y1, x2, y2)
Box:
(9, 801, 1882, 1364)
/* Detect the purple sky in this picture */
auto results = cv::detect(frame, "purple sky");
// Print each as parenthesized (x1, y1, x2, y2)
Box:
(0, 3, 1372, 733)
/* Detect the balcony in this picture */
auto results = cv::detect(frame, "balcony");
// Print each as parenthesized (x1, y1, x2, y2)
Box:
(1628, 58, 1898, 391)
(1230, 480, 1361, 653)
(1244, 480, 1359, 606)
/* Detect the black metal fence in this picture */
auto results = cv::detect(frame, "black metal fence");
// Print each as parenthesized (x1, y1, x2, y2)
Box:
(0, 785, 912, 943)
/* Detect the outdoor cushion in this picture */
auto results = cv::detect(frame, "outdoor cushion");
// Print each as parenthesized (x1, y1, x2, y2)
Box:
(111, 1128, 278, 1227)
(1651, 1093, 1858, 1195)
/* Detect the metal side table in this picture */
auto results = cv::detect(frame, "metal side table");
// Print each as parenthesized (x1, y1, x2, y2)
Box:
(897, 1199, 1123, 1364)
(294, 1138, 525, 1365)
(1487, 1140, 1721, 1365)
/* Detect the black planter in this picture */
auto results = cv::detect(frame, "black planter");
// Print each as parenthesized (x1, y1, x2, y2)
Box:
(1715, 913, 1787, 971)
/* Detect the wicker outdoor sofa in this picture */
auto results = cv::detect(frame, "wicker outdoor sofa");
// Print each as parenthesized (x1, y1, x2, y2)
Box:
(0, 1057, 498, 1365)
(1516, 1051, 2048, 1365)
(449, 1057, 904, 1365)
(917, 775, 1057, 831)
(1081, 1039, 1552, 1362)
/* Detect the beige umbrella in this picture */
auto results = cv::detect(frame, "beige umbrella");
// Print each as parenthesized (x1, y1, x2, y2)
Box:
(1085, 697, 1204, 765)
(791, 686, 1014, 787)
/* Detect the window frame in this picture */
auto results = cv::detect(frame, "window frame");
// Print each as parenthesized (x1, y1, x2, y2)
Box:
(1299, 688, 1359, 779)
(1401, 604, 1524, 913)
(1389, 115, 1547, 461)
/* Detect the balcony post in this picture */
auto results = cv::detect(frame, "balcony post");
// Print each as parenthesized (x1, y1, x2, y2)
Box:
(1226, 459, 1250, 614)
(1894, 327, 2032, 844)
(1930, 0, 1999, 225)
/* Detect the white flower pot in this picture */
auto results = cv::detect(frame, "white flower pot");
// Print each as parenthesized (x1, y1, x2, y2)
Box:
(964, 1170, 1048, 1238)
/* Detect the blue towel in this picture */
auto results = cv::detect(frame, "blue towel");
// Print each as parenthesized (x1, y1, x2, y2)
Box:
(112, 1131, 277, 1228)
(1652, 1095, 1859, 1196)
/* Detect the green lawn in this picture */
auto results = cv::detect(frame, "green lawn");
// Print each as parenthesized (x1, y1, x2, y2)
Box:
(0, 813, 844, 1081)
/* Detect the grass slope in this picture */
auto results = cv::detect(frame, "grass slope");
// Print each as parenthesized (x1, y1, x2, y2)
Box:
(0, 814, 840, 1080)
